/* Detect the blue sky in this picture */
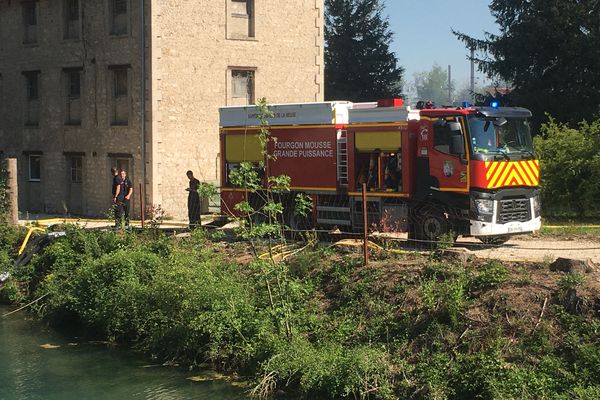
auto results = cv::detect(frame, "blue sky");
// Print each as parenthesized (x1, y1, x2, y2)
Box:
(384, 0, 498, 92)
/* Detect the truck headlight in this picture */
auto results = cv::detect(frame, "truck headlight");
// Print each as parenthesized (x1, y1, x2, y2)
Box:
(471, 198, 494, 222)
(473, 199, 493, 214)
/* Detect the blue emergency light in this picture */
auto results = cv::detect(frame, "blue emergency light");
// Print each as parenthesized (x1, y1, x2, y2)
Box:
(490, 100, 500, 108)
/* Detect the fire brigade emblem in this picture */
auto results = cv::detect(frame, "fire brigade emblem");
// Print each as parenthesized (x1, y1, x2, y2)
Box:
(419, 127, 428, 141)
(443, 161, 454, 177)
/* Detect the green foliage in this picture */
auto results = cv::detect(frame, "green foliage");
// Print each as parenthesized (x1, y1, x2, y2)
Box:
(534, 117, 600, 217)
(257, 339, 395, 399)
(324, 0, 404, 101)
(454, 0, 600, 129)
(197, 181, 218, 199)
(0, 224, 27, 303)
(7, 226, 600, 399)
(471, 261, 509, 291)
(557, 273, 585, 291)
(420, 263, 470, 326)
(414, 63, 453, 106)
(294, 193, 313, 217)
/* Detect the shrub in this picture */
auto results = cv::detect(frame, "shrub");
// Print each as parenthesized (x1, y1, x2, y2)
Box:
(534, 116, 600, 217)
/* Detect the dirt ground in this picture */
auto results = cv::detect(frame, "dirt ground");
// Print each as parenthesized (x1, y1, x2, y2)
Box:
(20, 214, 600, 264)
(455, 234, 600, 263)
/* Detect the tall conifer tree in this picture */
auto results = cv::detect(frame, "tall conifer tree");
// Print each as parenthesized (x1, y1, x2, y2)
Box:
(325, 0, 404, 101)
(454, 0, 600, 129)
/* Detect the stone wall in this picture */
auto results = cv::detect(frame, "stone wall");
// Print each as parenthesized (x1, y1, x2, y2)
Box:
(150, 0, 324, 219)
(0, 0, 145, 217)
(0, 0, 324, 220)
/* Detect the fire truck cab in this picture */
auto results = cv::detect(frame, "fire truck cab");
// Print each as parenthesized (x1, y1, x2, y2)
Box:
(219, 99, 541, 243)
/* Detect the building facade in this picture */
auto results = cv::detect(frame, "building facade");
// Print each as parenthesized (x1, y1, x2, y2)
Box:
(0, 0, 324, 219)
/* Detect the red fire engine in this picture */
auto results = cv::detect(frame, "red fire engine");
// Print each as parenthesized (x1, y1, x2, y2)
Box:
(219, 99, 541, 243)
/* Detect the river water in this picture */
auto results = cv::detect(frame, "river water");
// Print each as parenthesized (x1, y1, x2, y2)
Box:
(0, 305, 249, 400)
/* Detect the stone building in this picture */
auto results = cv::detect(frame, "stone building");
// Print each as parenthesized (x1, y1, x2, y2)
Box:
(0, 0, 324, 219)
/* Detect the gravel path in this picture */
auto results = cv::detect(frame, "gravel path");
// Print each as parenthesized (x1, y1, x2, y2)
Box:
(455, 235, 600, 263)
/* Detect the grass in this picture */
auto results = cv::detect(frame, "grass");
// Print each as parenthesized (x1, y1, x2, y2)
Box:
(540, 217, 600, 236)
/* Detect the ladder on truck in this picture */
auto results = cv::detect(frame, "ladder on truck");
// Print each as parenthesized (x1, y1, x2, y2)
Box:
(336, 130, 348, 187)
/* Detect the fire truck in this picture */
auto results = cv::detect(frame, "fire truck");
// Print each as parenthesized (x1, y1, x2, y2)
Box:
(219, 99, 541, 243)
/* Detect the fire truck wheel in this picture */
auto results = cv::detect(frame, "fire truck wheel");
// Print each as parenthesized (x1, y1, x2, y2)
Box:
(478, 236, 510, 245)
(416, 210, 449, 243)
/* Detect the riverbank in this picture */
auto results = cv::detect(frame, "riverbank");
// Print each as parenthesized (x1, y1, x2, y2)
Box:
(2, 225, 600, 399)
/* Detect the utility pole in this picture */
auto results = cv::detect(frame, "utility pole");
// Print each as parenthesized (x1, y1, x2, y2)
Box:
(447, 65, 452, 104)
(470, 47, 475, 98)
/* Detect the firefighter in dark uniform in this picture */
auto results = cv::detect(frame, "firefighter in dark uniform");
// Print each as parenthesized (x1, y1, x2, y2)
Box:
(111, 167, 120, 216)
(186, 170, 201, 229)
(114, 170, 133, 227)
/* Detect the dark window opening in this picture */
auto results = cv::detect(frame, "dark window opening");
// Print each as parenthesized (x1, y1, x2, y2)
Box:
(70, 156, 83, 183)
(22, 2, 38, 44)
(29, 155, 41, 181)
(111, 67, 129, 125)
(110, 0, 128, 35)
(66, 69, 82, 125)
(64, 0, 80, 39)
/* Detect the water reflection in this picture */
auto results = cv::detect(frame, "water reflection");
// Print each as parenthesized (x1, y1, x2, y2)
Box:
(0, 306, 249, 400)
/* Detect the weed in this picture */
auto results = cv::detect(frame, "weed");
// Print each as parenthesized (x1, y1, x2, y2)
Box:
(471, 261, 509, 291)
(558, 273, 585, 291)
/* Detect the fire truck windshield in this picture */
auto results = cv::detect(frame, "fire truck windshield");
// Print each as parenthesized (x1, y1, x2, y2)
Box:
(468, 116, 534, 156)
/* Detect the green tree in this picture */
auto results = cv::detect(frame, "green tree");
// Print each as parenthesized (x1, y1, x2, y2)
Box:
(534, 116, 600, 217)
(325, 0, 404, 101)
(413, 63, 454, 106)
(454, 0, 600, 129)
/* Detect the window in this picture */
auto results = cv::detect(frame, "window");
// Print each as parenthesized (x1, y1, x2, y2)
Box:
(110, 0, 128, 35)
(22, 2, 37, 44)
(26, 73, 38, 100)
(24, 71, 40, 126)
(64, 0, 80, 39)
(28, 154, 41, 181)
(111, 157, 131, 181)
(70, 156, 83, 183)
(65, 68, 82, 125)
(228, 0, 255, 39)
(231, 69, 254, 105)
(110, 66, 129, 125)
(231, 0, 249, 16)
(113, 68, 127, 97)
(433, 120, 452, 154)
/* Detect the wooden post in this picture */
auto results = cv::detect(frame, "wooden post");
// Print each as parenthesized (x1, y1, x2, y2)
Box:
(362, 183, 369, 266)
(139, 183, 144, 228)
(5, 158, 19, 225)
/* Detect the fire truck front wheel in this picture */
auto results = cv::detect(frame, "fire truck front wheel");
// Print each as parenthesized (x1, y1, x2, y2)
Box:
(415, 209, 449, 243)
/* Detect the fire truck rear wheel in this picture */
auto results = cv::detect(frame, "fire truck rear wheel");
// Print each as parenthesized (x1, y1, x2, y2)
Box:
(416, 210, 449, 243)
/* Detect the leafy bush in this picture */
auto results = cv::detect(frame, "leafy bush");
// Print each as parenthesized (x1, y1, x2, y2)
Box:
(534, 116, 600, 217)
(257, 339, 395, 399)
